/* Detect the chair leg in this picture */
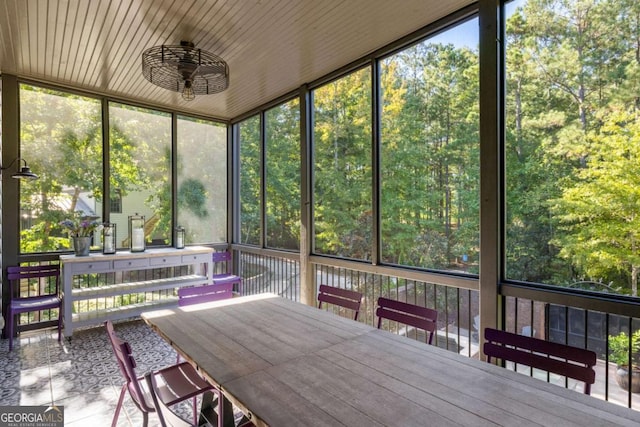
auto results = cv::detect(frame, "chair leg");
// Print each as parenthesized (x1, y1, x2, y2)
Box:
(111, 384, 127, 427)
(192, 396, 197, 426)
(57, 313, 63, 343)
(8, 311, 14, 351)
(217, 390, 235, 427)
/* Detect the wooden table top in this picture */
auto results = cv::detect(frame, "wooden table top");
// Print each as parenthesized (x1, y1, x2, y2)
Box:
(142, 294, 640, 427)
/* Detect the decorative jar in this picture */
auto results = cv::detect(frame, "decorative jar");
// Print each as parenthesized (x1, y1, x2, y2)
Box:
(102, 222, 117, 254)
(175, 226, 185, 249)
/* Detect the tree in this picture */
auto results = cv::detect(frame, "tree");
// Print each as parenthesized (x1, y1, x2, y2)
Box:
(19, 86, 103, 252)
(265, 99, 301, 250)
(551, 106, 640, 296)
(505, 0, 640, 289)
(239, 115, 262, 245)
(313, 68, 372, 260)
(19, 86, 153, 253)
(380, 41, 479, 270)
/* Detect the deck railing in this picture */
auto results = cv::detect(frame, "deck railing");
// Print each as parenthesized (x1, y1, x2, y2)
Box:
(235, 247, 640, 410)
(9, 249, 639, 410)
(503, 283, 640, 410)
(236, 247, 479, 357)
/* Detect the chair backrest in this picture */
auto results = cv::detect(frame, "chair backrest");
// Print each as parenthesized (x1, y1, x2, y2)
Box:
(7, 264, 60, 298)
(483, 327, 597, 395)
(178, 283, 234, 306)
(317, 285, 363, 321)
(376, 297, 438, 345)
(104, 320, 153, 412)
(145, 372, 192, 427)
(212, 251, 233, 274)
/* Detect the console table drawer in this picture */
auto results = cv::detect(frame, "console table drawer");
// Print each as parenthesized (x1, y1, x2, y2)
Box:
(67, 260, 111, 273)
(182, 253, 211, 264)
(150, 255, 182, 266)
(114, 258, 149, 270)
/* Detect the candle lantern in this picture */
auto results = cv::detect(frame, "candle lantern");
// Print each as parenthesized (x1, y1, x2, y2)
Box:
(175, 226, 185, 249)
(129, 213, 145, 252)
(102, 222, 117, 254)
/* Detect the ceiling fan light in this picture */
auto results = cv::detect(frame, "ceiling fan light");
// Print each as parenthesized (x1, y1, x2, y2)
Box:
(182, 80, 195, 101)
(141, 40, 229, 100)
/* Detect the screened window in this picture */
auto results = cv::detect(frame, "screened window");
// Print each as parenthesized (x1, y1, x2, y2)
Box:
(19, 84, 102, 253)
(312, 68, 372, 260)
(238, 115, 261, 245)
(265, 99, 300, 250)
(505, 0, 640, 298)
(16, 85, 228, 254)
(505, 0, 640, 296)
(109, 102, 171, 248)
(177, 116, 227, 245)
(379, 18, 480, 272)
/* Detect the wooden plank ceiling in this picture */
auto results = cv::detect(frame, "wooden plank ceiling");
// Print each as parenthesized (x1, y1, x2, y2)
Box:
(0, 0, 475, 120)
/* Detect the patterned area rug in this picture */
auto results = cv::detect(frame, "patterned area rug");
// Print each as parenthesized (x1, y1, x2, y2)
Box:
(0, 319, 193, 426)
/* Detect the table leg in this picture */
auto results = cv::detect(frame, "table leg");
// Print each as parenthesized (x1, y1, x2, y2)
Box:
(199, 389, 234, 427)
(215, 388, 235, 427)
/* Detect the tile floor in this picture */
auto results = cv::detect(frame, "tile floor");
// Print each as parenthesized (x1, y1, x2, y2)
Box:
(0, 320, 185, 426)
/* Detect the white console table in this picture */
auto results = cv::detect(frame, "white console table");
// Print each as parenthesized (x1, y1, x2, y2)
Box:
(61, 246, 213, 337)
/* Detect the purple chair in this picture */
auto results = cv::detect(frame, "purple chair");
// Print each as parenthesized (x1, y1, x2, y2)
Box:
(175, 283, 234, 364)
(105, 320, 216, 427)
(317, 284, 363, 321)
(6, 264, 62, 351)
(145, 371, 193, 427)
(178, 283, 234, 307)
(144, 371, 214, 427)
(376, 297, 438, 345)
(211, 251, 242, 294)
(484, 327, 597, 395)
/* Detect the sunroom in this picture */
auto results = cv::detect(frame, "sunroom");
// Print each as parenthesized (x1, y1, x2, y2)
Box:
(1, 0, 639, 425)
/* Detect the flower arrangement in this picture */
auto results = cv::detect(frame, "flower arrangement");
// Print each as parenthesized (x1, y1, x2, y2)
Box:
(59, 215, 101, 237)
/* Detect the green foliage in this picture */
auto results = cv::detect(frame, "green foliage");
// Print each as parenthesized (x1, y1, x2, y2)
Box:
(505, 0, 640, 296)
(15, 0, 640, 301)
(20, 222, 69, 253)
(265, 99, 301, 250)
(378, 42, 480, 269)
(313, 67, 373, 259)
(609, 330, 640, 367)
(551, 107, 640, 295)
(178, 179, 209, 218)
(239, 115, 262, 245)
(19, 86, 103, 253)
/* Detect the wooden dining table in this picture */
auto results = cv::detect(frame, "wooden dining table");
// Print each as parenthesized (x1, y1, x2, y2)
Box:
(142, 293, 640, 426)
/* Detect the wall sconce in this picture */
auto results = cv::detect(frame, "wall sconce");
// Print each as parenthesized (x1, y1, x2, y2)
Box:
(1, 157, 38, 179)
